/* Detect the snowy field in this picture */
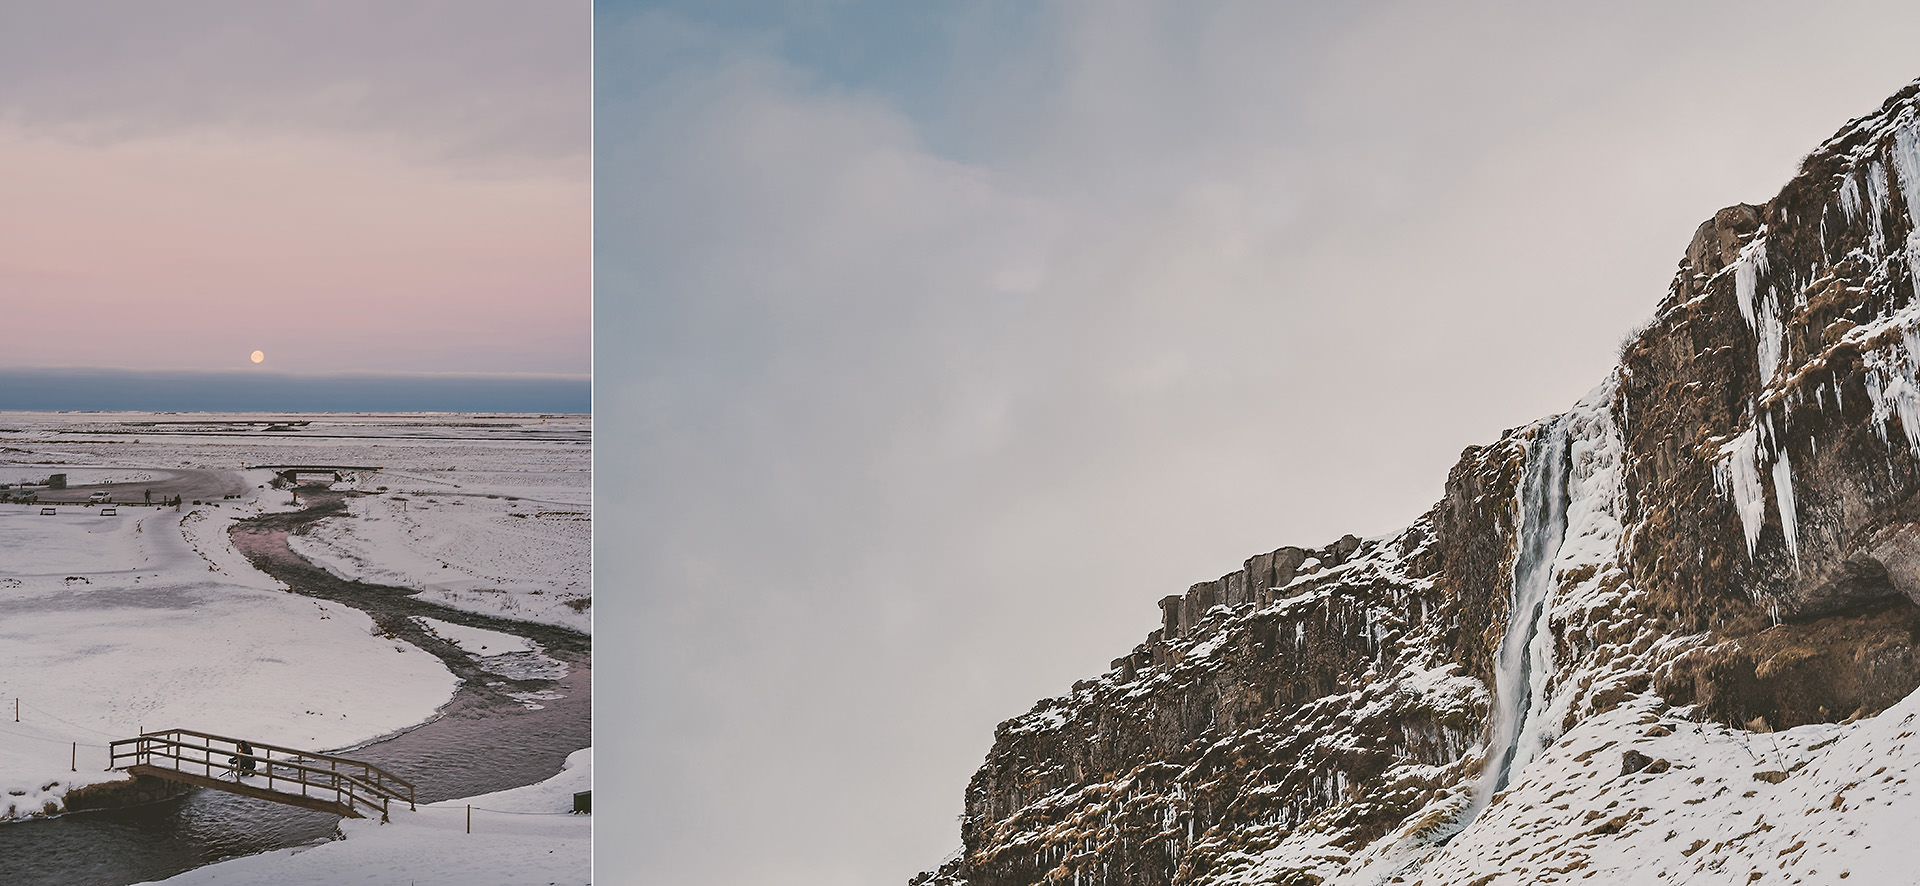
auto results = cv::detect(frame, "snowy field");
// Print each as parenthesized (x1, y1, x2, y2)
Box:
(0, 412, 589, 868)
(0, 411, 590, 632)
(0, 489, 457, 819)
(288, 475, 590, 632)
(148, 748, 591, 886)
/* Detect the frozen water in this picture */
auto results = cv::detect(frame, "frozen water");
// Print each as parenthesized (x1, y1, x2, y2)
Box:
(1470, 415, 1571, 818)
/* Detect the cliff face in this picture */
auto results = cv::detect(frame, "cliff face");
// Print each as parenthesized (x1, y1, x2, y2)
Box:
(918, 78, 1920, 886)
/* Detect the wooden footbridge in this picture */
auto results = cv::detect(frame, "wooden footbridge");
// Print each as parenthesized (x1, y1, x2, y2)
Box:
(110, 729, 415, 821)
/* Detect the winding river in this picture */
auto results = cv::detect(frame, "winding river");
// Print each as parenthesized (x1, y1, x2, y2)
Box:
(0, 492, 591, 885)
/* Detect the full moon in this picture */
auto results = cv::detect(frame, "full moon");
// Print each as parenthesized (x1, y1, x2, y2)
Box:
(250, 350, 265, 364)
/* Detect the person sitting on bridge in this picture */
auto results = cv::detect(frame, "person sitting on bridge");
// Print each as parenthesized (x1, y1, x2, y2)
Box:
(231, 740, 258, 778)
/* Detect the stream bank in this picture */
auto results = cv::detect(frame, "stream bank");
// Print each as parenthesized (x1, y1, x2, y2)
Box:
(0, 492, 590, 885)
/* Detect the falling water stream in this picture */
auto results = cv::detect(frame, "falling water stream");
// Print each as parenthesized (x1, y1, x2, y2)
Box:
(0, 492, 591, 885)
(1468, 417, 1571, 821)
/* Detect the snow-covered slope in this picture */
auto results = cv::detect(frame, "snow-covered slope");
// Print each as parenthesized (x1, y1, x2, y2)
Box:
(1376, 694, 1920, 885)
(918, 78, 1920, 886)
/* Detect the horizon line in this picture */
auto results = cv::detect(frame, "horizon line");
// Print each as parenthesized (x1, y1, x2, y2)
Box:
(0, 367, 590, 413)
(0, 365, 591, 381)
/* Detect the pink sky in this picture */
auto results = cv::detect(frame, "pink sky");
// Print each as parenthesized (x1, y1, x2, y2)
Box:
(0, 3, 587, 376)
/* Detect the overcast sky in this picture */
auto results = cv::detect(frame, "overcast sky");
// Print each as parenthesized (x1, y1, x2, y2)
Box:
(0, 2, 587, 377)
(598, 3, 1920, 884)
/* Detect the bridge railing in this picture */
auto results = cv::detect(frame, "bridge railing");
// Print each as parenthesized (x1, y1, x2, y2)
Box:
(110, 728, 415, 820)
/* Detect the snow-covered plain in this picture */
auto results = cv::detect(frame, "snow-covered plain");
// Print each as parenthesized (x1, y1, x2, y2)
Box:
(0, 412, 590, 878)
(2, 411, 590, 632)
(0, 490, 456, 818)
(289, 480, 590, 632)
(148, 748, 591, 886)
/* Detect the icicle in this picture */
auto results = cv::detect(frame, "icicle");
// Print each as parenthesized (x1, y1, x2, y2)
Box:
(1892, 121, 1920, 225)
(1713, 428, 1769, 559)
(1772, 447, 1799, 566)
(1840, 172, 1864, 222)
(1867, 160, 1892, 254)
(1890, 123, 1920, 273)
(1734, 238, 1768, 327)
(1866, 357, 1920, 460)
(1756, 283, 1786, 382)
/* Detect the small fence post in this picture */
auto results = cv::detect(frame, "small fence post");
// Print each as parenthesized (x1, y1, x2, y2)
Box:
(71, 742, 76, 772)
(467, 804, 471, 834)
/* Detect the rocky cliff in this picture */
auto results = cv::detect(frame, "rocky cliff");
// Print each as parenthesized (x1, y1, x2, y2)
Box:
(917, 78, 1920, 885)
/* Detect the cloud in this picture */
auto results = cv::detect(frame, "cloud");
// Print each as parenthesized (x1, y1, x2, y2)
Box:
(0, 1, 587, 174)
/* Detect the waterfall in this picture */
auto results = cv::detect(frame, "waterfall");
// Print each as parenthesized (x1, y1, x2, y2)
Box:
(1467, 415, 1571, 821)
